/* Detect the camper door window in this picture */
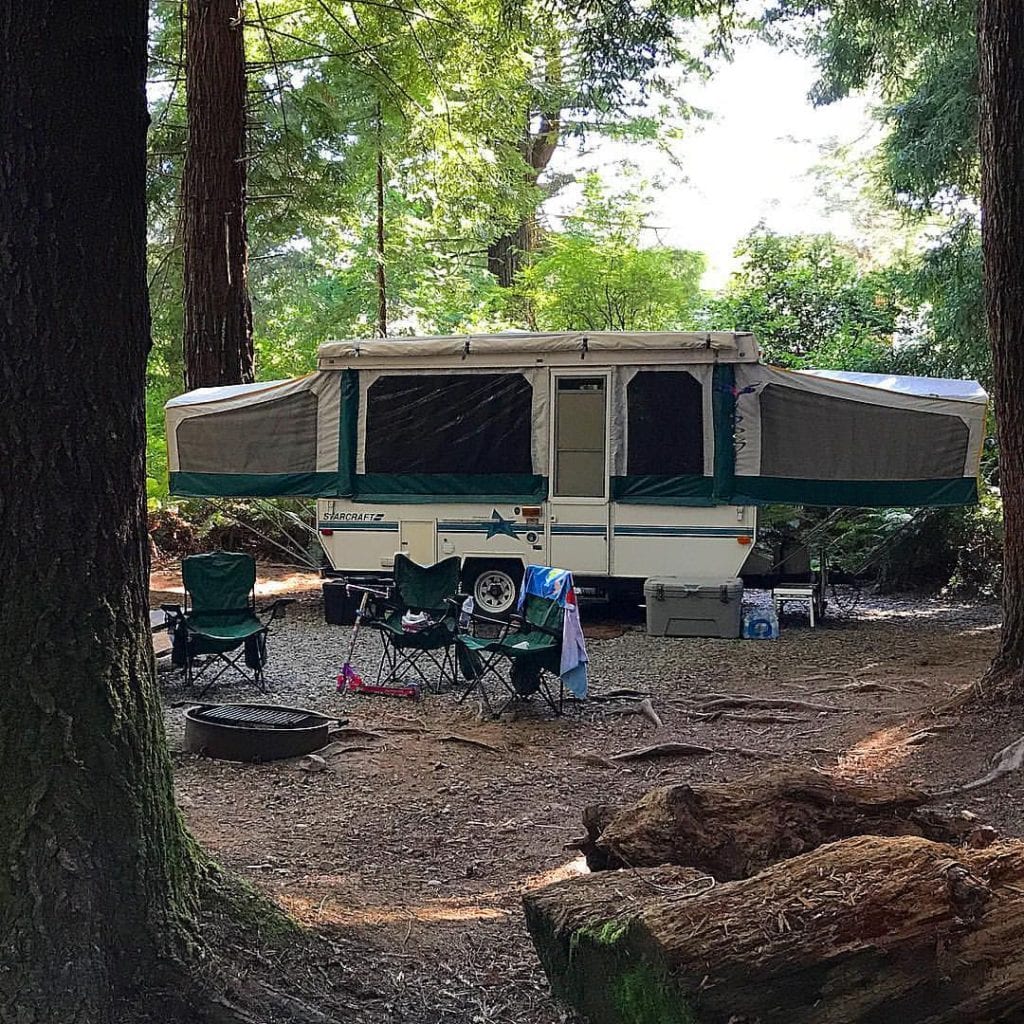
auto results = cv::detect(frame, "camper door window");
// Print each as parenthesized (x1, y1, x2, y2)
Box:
(553, 376, 606, 498)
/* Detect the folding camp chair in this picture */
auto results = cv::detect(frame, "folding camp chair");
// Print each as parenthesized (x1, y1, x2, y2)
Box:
(162, 551, 294, 693)
(357, 554, 461, 692)
(457, 567, 585, 717)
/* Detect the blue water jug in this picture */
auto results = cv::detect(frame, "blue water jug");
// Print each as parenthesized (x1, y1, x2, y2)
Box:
(743, 607, 780, 640)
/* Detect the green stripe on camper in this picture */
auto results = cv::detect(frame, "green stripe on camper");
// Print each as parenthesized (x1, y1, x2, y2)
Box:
(614, 525, 753, 537)
(337, 369, 359, 497)
(353, 473, 547, 503)
(729, 476, 979, 508)
(611, 475, 716, 506)
(169, 471, 341, 498)
(712, 363, 736, 502)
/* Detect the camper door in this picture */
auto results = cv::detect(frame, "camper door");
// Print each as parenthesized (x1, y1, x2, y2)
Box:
(548, 371, 610, 573)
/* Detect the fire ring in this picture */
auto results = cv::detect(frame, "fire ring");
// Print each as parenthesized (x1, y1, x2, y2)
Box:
(183, 703, 334, 762)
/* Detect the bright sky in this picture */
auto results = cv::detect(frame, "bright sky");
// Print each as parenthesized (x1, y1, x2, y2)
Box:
(546, 36, 879, 289)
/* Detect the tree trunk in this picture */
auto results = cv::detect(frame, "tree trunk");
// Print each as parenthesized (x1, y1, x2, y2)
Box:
(525, 835, 1024, 1024)
(375, 105, 388, 337)
(0, 3, 201, 1018)
(577, 771, 990, 878)
(487, 214, 539, 287)
(979, 0, 1024, 691)
(487, 112, 560, 286)
(182, 0, 254, 389)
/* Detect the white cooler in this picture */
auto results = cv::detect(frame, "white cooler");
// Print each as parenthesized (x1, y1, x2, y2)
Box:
(643, 577, 744, 638)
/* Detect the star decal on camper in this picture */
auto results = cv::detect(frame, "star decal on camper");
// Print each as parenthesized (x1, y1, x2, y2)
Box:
(486, 509, 517, 539)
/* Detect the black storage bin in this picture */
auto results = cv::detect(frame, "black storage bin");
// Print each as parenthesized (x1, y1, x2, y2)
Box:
(323, 579, 355, 625)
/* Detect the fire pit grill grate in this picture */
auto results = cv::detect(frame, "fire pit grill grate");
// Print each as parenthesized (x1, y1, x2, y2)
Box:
(190, 704, 323, 730)
(184, 703, 334, 761)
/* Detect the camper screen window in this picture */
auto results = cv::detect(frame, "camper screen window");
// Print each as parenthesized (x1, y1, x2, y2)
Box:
(626, 371, 704, 476)
(364, 373, 534, 475)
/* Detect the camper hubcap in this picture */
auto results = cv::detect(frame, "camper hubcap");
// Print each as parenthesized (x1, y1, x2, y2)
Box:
(474, 569, 516, 615)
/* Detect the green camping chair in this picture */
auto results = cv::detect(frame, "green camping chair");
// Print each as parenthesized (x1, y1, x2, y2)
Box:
(358, 554, 462, 692)
(162, 551, 294, 693)
(456, 591, 566, 716)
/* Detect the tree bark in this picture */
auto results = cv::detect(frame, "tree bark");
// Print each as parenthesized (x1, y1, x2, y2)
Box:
(375, 105, 388, 337)
(525, 835, 1024, 1024)
(182, 0, 254, 389)
(577, 771, 989, 878)
(979, 0, 1024, 691)
(0, 3, 202, 1018)
(487, 111, 560, 287)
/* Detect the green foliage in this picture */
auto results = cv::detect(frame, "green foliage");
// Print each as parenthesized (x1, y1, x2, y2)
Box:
(761, 1, 987, 383)
(703, 228, 908, 369)
(893, 217, 989, 386)
(946, 484, 1003, 600)
(765, 0, 978, 211)
(519, 176, 706, 330)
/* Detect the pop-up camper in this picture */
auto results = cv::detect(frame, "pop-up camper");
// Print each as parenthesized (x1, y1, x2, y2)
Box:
(165, 332, 988, 615)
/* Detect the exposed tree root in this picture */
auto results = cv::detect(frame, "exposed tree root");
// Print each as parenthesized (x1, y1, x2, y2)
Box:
(589, 688, 650, 701)
(676, 709, 809, 725)
(598, 697, 664, 729)
(934, 733, 1024, 797)
(609, 740, 767, 762)
(695, 693, 850, 713)
(439, 732, 504, 753)
(939, 663, 1024, 712)
(327, 726, 387, 741)
(572, 752, 623, 769)
(813, 680, 901, 695)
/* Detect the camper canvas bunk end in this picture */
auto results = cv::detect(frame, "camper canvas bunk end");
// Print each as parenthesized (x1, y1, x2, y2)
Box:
(165, 331, 988, 617)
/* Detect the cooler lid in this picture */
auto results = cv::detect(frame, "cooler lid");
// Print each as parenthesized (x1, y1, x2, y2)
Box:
(643, 577, 743, 597)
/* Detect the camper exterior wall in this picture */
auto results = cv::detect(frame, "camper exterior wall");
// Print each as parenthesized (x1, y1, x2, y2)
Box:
(315, 497, 756, 589)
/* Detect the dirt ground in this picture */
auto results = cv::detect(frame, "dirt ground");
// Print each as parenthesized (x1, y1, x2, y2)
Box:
(155, 567, 1023, 1023)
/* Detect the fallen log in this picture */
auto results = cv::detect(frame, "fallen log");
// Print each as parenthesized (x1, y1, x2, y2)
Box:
(524, 835, 1024, 1024)
(578, 770, 990, 875)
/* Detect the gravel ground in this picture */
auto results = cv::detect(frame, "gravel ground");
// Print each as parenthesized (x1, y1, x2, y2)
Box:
(158, 581, 1014, 1023)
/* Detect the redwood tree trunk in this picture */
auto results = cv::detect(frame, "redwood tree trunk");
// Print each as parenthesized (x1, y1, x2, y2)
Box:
(979, 0, 1024, 689)
(487, 112, 560, 287)
(375, 107, 388, 337)
(0, 3, 201, 1018)
(182, 0, 254, 389)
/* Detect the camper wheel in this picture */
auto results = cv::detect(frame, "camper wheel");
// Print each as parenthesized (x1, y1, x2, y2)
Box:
(463, 560, 522, 618)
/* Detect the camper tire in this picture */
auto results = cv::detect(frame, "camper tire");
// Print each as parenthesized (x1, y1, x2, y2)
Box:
(463, 560, 522, 619)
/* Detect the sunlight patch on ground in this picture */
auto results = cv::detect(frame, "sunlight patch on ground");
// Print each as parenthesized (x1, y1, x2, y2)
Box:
(275, 856, 589, 929)
(150, 568, 320, 598)
(278, 892, 511, 927)
(522, 856, 589, 891)
(852, 604, 995, 622)
(834, 725, 914, 779)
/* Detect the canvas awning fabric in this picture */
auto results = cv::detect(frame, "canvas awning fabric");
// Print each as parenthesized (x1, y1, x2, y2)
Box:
(166, 347, 988, 509)
(723, 365, 987, 507)
(166, 373, 346, 497)
(317, 331, 758, 364)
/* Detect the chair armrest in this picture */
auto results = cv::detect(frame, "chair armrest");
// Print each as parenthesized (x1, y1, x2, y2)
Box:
(346, 582, 392, 600)
(468, 610, 513, 632)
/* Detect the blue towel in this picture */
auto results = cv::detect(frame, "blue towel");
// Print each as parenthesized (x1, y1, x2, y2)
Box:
(518, 565, 588, 698)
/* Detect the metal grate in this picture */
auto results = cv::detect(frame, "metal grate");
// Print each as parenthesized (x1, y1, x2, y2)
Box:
(191, 704, 325, 730)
